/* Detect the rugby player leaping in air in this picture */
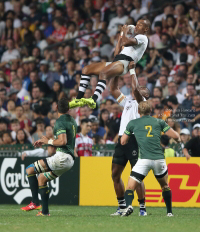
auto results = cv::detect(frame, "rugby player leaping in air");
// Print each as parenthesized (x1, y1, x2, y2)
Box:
(69, 19, 150, 109)
(109, 61, 150, 216)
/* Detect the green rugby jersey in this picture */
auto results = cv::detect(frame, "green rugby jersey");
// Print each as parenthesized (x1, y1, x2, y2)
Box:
(124, 115, 170, 160)
(53, 114, 77, 159)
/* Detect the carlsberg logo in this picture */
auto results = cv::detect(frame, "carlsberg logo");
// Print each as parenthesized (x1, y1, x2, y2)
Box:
(0, 158, 59, 204)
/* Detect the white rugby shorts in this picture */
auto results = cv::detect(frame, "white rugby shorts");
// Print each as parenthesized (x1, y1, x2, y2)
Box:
(106, 60, 130, 76)
(46, 151, 74, 177)
(130, 159, 168, 183)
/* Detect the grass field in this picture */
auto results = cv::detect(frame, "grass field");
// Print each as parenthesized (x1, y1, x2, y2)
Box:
(0, 205, 200, 232)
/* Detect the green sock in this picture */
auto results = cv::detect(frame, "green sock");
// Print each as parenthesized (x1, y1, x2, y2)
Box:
(162, 187, 172, 214)
(27, 174, 39, 205)
(124, 190, 134, 207)
(39, 185, 49, 215)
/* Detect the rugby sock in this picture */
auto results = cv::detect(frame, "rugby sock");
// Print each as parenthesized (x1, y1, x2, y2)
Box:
(27, 174, 39, 205)
(138, 198, 146, 212)
(92, 80, 106, 102)
(39, 185, 49, 215)
(162, 187, 172, 214)
(77, 75, 91, 99)
(124, 190, 134, 207)
(117, 197, 126, 209)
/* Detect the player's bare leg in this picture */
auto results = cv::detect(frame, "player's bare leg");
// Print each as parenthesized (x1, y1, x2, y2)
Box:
(156, 173, 173, 216)
(112, 163, 125, 198)
(81, 61, 124, 109)
(69, 62, 107, 108)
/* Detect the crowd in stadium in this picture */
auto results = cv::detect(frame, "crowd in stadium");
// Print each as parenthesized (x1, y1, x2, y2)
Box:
(0, 0, 200, 157)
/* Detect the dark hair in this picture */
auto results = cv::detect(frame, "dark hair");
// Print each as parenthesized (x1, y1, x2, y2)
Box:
(180, 53, 188, 63)
(68, 21, 76, 27)
(2, 130, 13, 142)
(53, 17, 63, 26)
(187, 83, 195, 89)
(57, 97, 69, 114)
(11, 118, 19, 124)
(7, 99, 16, 106)
(5, 17, 14, 40)
(81, 118, 90, 125)
(161, 65, 170, 73)
(93, 135, 103, 144)
(153, 86, 163, 95)
(99, 109, 109, 127)
(160, 135, 170, 146)
(106, 99, 114, 105)
(36, 118, 45, 125)
(159, 75, 168, 80)
(16, 129, 28, 143)
(80, 47, 90, 56)
(54, 80, 63, 92)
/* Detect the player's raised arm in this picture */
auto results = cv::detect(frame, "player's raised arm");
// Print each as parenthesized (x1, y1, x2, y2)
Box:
(129, 61, 144, 103)
(114, 27, 124, 57)
(109, 76, 126, 104)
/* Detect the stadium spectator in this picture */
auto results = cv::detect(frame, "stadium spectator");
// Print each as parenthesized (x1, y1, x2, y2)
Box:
(175, 128, 191, 157)
(183, 125, 200, 160)
(2, 131, 14, 145)
(32, 118, 46, 143)
(107, 5, 128, 37)
(75, 118, 93, 157)
(15, 105, 31, 132)
(99, 109, 110, 127)
(88, 118, 106, 138)
(130, 0, 148, 22)
(1, 39, 20, 64)
(0, 97, 9, 117)
(120, 73, 132, 96)
(182, 84, 196, 110)
(7, 99, 16, 119)
(16, 129, 31, 145)
(167, 81, 185, 104)
(12, 78, 30, 100)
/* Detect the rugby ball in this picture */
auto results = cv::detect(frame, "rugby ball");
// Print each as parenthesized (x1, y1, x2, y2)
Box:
(121, 25, 135, 38)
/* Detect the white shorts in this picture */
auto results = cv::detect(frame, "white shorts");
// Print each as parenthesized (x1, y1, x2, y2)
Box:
(46, 151, 74, 177)
(131, 159, 168, 183)
(106, 60, 130, 76)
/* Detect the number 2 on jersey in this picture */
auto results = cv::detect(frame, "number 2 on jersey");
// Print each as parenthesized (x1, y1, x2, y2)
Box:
(145, 125, 153, 137)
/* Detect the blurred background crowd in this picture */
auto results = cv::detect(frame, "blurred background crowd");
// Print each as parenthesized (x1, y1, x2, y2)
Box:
(0, 0, 200, 157)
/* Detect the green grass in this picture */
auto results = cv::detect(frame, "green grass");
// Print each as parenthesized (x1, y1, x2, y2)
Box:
(0, 205, 200, 232)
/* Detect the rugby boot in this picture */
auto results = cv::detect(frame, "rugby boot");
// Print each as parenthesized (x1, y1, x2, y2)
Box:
(80, 97, 96, 109)
(21, 202, 41, 211)
(36, 211, 50, 216)
(69, 99, 85, 109)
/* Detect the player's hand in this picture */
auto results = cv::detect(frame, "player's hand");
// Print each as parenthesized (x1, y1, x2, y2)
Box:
(21, 153, 27, 161)
(34, 140, 43, 147)
(121, 25, 128, 37)
(40, 136, 49, 145)
(128, 61, 136, 70)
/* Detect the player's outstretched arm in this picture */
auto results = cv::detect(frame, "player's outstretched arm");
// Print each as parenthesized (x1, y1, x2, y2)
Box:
(165, 128, 180, 142)
(129, 61, 143, 103)
(109, 76, 126, 103)
(114, 31, 123, 57)
(39, 134, 67, 146)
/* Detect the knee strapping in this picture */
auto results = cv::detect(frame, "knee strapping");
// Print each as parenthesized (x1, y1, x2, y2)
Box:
(26, 164, 35, 175)
(34, 160, 45, 173)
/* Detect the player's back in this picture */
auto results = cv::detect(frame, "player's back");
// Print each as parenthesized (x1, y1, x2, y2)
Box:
(125, 115, 170, 160)
(54, 114, 77, 158)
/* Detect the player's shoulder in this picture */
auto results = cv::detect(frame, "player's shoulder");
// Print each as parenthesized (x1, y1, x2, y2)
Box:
(135, 34, 148, 42)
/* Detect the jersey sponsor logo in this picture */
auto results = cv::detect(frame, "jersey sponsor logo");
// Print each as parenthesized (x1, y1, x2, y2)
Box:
(132, 150, 137, 156)
(126, 104, 132, 111)
(0, 158, 59, 204)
